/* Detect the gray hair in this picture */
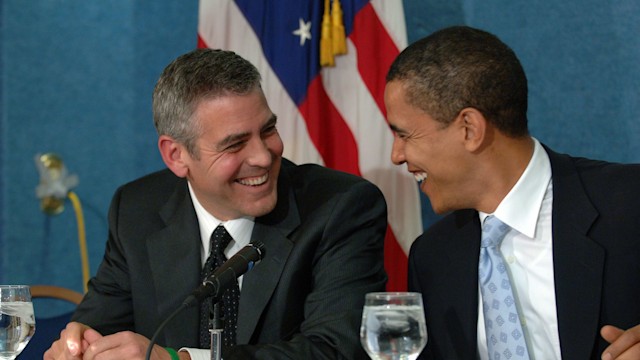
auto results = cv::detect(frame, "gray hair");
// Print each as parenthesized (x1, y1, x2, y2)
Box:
(152, 49, 262, 156)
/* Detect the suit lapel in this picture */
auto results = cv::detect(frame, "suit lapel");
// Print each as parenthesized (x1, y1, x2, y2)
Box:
(547, 148, 604, 359)
(444, 211, 482, 357)
(147, 182, 202, 346)
(236, 224, 295, 344)
(236, 165, 300, 344)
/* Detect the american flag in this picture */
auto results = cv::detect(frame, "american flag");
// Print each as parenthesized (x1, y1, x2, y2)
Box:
(197, 0, 422, 291)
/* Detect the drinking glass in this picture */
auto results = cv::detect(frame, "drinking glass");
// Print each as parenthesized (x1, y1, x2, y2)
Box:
(0, 285, 35, 360)
(360, 292, 427, 360)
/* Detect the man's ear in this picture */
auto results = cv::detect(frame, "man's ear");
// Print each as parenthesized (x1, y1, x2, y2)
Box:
(459, 108, 488, 152)
(158, 135, 189, 178)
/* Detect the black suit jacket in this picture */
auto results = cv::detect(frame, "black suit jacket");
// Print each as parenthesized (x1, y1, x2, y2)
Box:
(73, 159, 388, 359)
(408, 147, 640, 360)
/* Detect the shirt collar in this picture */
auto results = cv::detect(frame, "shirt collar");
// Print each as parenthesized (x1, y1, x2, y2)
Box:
(188, 182, 254, 255)
(480, 138, 551, 238)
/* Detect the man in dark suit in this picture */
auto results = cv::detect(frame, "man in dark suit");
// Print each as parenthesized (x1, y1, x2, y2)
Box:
(44, 49, 387, 360)
(384, 26, 640, 359)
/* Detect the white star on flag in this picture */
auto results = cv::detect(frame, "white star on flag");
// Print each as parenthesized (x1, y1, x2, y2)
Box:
(292, 18, 311, 46)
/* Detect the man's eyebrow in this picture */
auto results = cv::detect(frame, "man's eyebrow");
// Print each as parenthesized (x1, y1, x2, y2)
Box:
(261, 114, 278, 130)
(389, 124, 405, 134)
(218, 130, 250, 149)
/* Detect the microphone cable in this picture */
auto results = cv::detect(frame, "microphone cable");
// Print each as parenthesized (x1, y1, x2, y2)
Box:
(144, 301, 189, 360)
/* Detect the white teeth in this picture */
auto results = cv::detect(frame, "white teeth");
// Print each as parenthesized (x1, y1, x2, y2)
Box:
(414, 172, 427, 183)
(237, 173, 268, 186)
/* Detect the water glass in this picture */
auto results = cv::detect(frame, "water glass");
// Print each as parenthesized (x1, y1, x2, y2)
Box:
(0, 285, 35, 360)
(360, 292, 427, 360)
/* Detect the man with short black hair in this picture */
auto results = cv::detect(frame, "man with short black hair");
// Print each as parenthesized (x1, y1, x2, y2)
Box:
(386, 26, 640, 359)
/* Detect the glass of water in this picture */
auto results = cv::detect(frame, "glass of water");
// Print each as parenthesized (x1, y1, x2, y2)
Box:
(0, 285, 35, 360)
(360, 292, 427, 360)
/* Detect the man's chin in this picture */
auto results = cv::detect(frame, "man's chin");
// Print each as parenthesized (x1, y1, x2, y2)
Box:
(242, 193, 278, 218)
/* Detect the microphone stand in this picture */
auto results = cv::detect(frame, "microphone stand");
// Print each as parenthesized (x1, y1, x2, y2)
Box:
(145, 242, 264, 360)
(209, 301, 223, 360)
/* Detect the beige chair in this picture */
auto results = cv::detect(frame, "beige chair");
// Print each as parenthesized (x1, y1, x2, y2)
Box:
(30, 284, 84, 304)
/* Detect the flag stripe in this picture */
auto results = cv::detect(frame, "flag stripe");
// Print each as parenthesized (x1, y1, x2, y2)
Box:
(321, 39, 421, 254)
(370, 0, 408, 49)
(300, 77, 361, 175)
(351, 3, 401, 117)
(384, 227, 409, 291)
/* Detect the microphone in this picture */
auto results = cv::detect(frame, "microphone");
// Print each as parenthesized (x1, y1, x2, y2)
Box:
(182, 241, 265, 308)
(145, 241, 265, 360)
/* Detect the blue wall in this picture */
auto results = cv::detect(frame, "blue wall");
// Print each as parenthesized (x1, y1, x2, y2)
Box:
(1, 1, 639, 315)
(1, 1, 198, 307)
(405, 0, 640, 162)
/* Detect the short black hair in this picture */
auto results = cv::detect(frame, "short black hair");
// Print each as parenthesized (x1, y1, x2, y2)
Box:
(387, 26, 529, 137)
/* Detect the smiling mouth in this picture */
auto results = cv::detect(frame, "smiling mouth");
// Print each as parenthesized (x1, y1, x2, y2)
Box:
(413, 172, 427, 183)
(236, 173, 269, 186)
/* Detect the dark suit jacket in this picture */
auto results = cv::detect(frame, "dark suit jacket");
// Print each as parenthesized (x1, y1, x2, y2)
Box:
(408, 146, 640, 360)
(72, 159, 388, 359)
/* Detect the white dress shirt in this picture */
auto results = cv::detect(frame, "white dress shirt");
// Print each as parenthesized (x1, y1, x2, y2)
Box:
(189, 183, 254, 278)
(477, 138, 562, 360)
(182, 183, 255, 360)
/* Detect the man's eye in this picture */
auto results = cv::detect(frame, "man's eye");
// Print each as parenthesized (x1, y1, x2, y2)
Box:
(225, 142, 244, 151)
(263, 125, 278, 135)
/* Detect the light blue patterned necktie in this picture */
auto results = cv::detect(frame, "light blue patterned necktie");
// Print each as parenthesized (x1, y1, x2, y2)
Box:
(479, 216, 530, 360)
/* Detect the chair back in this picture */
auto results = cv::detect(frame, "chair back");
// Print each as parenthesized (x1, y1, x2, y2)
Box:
(30, 285, 84, 304)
